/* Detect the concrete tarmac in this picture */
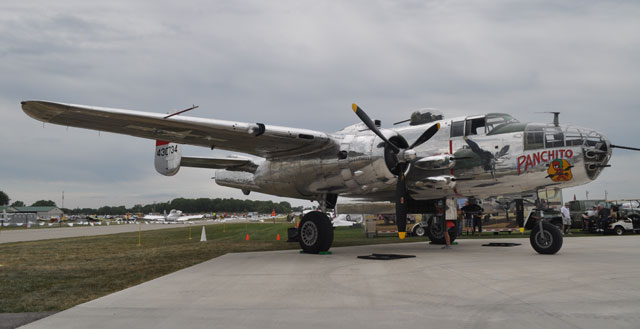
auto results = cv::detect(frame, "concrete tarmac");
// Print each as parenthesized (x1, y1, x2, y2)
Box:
(0, 222, 208, 244)
(21, 236, 640, 329)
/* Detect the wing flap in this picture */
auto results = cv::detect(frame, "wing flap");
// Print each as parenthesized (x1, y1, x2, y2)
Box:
(22, 101, 336, 158)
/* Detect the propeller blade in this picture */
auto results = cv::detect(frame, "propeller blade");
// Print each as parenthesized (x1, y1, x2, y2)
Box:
(352, 104, 400, 153)
(395, 162, 408, 239)
(611, 144, 640, 152)
(409, 122, 440, 149)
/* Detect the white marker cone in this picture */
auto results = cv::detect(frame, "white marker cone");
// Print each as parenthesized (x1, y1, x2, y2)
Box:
(200, 226, 207, 242)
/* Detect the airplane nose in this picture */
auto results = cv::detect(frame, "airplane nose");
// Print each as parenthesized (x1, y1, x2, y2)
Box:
(582, 130, 611, 180)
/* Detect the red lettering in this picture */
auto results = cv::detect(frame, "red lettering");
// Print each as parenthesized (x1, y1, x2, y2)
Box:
(517, 155, 526, 174)
(525, 155, 533, 171)
(519, 149, 574, 175)
(532, 153, 540, 167)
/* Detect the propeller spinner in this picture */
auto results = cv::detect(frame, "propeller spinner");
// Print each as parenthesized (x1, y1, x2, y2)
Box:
(352, 104, 440, 239)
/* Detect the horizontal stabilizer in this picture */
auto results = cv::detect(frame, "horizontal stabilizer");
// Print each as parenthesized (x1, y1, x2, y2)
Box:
(180, 156, 258, 173)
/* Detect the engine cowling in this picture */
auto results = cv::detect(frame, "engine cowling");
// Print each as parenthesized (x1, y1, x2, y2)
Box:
(154, 140, 181, 176)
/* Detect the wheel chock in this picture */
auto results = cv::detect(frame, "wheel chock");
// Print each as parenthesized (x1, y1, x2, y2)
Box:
(299, 250, 333, 255)
(481, 242, 521, 247)
(357, 253, 416, 260)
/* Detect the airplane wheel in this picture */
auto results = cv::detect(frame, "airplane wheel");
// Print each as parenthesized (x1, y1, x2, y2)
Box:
(427, 217, 457, 244)
(298, 211, 334, 254)
(530, 221, 563, 254)
(413, 225, 426, 237)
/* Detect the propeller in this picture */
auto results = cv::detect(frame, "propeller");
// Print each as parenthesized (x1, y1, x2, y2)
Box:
(352, 103, 440, 239)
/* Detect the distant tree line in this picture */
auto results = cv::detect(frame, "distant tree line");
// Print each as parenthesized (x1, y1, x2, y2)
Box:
(64, 197, 297, 215)
(0, 191, 301, 215)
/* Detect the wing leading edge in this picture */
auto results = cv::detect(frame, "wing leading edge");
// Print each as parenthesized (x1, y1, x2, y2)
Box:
(22, 101, 336, 158)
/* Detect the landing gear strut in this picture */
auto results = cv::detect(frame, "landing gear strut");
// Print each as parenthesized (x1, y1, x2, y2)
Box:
(298, 211, 334, 254)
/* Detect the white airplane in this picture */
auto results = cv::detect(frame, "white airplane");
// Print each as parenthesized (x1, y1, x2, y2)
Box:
(21, 101, 640, 254)
(143, 209, 204, 222)
(332, 214, 364, 227)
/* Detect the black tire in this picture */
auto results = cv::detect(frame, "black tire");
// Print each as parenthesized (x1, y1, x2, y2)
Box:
(426, 216, 457, 244)
(614, 226, 624, 236)
(413, 225, 426, 237)
(530, 221, 563, 254)
(298, 211, 334, 254)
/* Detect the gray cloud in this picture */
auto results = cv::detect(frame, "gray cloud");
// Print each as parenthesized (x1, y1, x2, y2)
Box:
(1, 0, 639, 207)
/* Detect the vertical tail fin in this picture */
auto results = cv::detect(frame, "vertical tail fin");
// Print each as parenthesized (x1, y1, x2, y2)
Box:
(154, 140, 181, 176)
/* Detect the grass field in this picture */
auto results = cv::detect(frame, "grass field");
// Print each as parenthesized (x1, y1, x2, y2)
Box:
(0, 223, 587, 313)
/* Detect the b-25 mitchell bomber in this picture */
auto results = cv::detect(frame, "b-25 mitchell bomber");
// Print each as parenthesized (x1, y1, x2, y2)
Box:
(22, 101, 638, 254)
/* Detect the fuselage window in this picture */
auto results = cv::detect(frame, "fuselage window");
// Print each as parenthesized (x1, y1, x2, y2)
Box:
(545, 130, 565, 148)
(451, 121, 464, 137)
(524, 131, 544, 150)
(465, 118, 486, 136)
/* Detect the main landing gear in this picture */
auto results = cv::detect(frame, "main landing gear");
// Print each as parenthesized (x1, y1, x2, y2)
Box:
(425, 216, 458, 245)
(298, 211, 334, 254)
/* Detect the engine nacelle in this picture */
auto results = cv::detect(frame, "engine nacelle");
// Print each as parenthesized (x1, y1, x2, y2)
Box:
(155, 140, 181, 176)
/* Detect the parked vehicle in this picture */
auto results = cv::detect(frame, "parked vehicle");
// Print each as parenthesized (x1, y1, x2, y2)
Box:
(607, 216, 640, 235)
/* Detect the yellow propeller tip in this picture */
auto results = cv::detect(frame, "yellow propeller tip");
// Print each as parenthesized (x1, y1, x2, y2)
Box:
(352, 103, 358, 112)
(436, 123, 441, 130)
(398, 232, 406, 240)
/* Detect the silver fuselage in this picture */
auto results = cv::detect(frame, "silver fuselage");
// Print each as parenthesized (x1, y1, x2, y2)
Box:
(215, 114, 611, 202)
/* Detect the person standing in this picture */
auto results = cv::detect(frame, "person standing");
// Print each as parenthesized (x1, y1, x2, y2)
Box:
(561, 203, 572, 234)
(463, 201, 473, 235)
(597, 204, 610, 233)
(472, 212, 483, 236)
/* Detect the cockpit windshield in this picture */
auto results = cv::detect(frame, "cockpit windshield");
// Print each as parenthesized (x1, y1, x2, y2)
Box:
(485, 113, 519, 134)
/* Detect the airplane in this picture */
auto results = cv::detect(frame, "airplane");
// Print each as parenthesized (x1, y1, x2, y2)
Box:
(143, 209, 204, 222)
(21, 101, 640, 254)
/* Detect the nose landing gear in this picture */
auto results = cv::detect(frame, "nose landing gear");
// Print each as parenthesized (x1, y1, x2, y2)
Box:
(530, 220, 563, 254)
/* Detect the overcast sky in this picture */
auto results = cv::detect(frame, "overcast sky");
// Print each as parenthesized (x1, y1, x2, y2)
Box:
(1, 0, 639, 209)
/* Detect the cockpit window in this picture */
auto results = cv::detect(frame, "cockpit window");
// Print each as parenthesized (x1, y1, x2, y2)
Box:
(485, 113, 519, 134)
(451, 121, 464, 137)
(465, 117, 485, 136)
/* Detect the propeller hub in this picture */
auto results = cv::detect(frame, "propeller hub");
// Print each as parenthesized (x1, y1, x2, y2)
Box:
(398, 149, 417, 162)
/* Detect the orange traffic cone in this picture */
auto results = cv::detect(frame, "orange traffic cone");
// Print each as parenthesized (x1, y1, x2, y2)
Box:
(276, 233, 280, 241)
(245, 234, 250, 241)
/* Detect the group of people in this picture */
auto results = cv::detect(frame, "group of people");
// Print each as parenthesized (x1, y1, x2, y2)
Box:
(460, 201, 484, 236)
(581, 203, 619, 233)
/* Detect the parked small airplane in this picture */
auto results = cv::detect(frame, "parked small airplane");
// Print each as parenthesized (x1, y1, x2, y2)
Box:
(22, 101, 640, 254)
(143, 209, 203, 222)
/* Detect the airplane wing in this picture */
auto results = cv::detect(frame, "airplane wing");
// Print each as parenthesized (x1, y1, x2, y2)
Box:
(143, 215, 165, 220)
(176, 214, 204, 221)
(22, 101, 336, 158)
